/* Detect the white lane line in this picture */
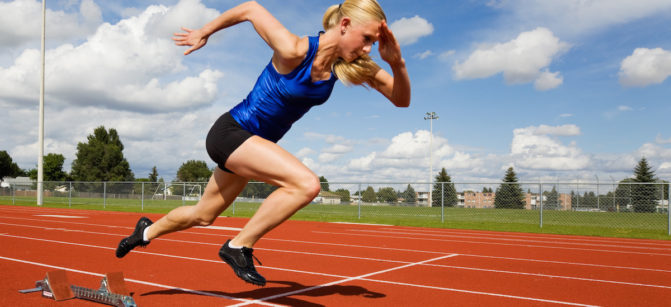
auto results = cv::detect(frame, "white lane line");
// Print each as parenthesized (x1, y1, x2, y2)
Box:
(193, 225, 242, 231)
(311, 231, 671, 257)
(2, 233, 671, 291)
(34, 215, 87, 219)
(3, 221, 671, 275)
(347, 229, 671, 252)
(0, 255, 280, 306)
(229, 254, 459, 307)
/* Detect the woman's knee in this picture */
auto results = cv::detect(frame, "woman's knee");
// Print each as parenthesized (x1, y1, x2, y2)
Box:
(293, 173, 321, 201)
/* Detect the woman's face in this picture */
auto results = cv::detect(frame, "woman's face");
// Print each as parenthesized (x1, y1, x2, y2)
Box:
(339, 19, 381, 62)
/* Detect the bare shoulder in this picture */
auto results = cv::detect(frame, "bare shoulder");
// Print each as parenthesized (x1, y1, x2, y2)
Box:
(273, 36, 311, 74)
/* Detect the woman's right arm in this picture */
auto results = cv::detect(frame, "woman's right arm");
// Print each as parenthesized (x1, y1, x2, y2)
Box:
(173, 1, 306, 63)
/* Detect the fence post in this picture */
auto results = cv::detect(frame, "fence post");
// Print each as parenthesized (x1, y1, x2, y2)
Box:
(182, 182, 186, 206)
(68, 182, 72, 208)
(539, 182, 543, 228)
(358, 183, 361, 220)
(441, 182, 444, 223)
(141, 182, 144, 212)
(668, 183, 670, 236)
(103, 182, 107, 209)
(11, 183, 15, 205)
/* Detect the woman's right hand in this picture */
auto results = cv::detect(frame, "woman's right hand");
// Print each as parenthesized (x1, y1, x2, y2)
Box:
(172, 27, 209, 55)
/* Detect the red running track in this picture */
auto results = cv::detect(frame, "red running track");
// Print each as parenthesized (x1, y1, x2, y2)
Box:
(1, 204, 670, 306)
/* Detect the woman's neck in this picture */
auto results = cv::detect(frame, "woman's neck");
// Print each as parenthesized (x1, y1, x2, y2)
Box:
(314, 29, 340, 73)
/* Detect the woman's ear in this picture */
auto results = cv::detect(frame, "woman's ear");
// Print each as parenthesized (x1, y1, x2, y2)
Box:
(340, 17, 351, 34)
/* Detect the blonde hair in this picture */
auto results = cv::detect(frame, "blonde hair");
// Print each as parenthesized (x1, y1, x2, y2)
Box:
(322, 0, 386, 86)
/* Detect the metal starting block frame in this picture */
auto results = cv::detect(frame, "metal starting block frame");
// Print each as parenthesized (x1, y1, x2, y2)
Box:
(20, 270, 137, 307)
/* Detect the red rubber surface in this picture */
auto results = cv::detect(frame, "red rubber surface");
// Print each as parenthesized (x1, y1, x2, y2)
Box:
(1, 205, 670, 306)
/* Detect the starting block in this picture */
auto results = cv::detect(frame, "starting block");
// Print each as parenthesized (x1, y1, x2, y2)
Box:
(20, 270, 137, 307)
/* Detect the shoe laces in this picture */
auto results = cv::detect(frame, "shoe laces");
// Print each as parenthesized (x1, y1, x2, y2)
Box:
(242, 248, 263, 266)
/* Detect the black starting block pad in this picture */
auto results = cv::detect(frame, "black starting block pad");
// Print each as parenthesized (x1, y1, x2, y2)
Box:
(20, 270, 137, 307)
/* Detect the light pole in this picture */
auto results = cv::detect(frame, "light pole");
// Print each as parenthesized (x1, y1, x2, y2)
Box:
(424, 112, 438, 206)
(595, 174, 599, 210)
(37, 0, 46, 206)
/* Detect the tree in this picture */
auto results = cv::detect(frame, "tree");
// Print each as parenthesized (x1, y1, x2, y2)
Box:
(334, 188, 350, 202)
(362, 186, 376, 202)
(632, 157, 657, 212)
(494, 167, 525, 209)
(149, 166, 159, 182)
(176, 160, 212, 182)
(71, 126, 134, 182)
(240, 179, 277, 198)
(319, 176, 329, 191)
(544, 186, 559, 210)
(401, 184, 416, 204)
(40, 153, 67, 182)
(377, 187, 397, 203)
(0, 150, 23, 180)
(432, 168, 458, 207)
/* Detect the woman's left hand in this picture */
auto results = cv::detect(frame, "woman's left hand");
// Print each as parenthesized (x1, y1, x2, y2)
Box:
(378, 21, 403, 66)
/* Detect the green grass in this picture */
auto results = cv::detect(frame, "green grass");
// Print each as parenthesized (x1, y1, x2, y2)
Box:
(2, 196, 669, 240)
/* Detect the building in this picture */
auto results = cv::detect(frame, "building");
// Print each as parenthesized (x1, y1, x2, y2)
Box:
(315, 191, 341, 205)
(463, 191, 495, 209)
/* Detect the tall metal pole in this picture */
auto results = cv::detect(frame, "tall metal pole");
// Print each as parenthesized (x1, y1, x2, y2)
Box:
(595, 175, 599, 210)
(424, 112, 438, 207)
(37, 0, 46, 206)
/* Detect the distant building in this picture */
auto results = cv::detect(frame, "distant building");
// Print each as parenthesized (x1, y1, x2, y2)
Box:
(463, 191, 495, 209)
(315, 191, 341, 205)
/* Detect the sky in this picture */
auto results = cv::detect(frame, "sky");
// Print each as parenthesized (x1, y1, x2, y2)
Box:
(1, 0, 671, 185)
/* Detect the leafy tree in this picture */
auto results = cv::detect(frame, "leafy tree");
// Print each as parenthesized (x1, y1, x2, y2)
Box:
(149, 166, 159, 182)
(0, 150, 23, 180)
(632, 157, 657, 212)
(176, 160, 212, 182)
(432, 168, 458, 207)
(362, 186, 376, 202)
(401, 184, 416, 204)
(377, 187, 397, 203)
(334, 188, 350, 202)
(240, 179, 277, 198)
(71, 126, 134, 182)
(494, 167, 525, 209)
(319, 176, 329, 191)
(45, 153, 68, 181)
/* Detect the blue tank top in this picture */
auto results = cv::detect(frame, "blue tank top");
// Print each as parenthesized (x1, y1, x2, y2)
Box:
(229, 34, 338, 142)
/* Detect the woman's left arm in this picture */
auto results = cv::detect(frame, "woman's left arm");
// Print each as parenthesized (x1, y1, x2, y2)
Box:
(368, 21, 410, 108)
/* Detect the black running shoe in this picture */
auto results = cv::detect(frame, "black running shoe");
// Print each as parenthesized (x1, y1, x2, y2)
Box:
(116, 217, 153, 258)
(218, 239, 266, 286)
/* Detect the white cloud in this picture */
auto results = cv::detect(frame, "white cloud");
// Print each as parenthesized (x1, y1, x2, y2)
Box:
(0, 0, 102, 47)
(656, 134, 671, 144)
(295, 147, 316, 158)
(438, 50, 456, 61)
(388, 15, 433, 46)
(617, 105, 633, 112)
(619, 48, 671, 87)
(414, 50, 433, 60)
(511, 125, 590, 170)
(0, 0, 222, 113)
(453, 28, 570, 90)
(488, 0, 671, 38)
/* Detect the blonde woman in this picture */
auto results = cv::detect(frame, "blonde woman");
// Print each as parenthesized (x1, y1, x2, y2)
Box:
(116, 0, 410, 286)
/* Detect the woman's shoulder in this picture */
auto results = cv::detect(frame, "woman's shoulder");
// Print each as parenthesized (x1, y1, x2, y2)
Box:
(272, 36, 311, 74)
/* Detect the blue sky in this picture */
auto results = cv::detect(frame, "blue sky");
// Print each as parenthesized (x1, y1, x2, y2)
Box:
(1, 0, 670, 184)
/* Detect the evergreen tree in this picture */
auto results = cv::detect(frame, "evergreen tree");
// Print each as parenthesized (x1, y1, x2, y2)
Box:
(319, 176, 329, 191)
(432, 168, 458, 207)
(545, 186, 559, 210)
(149, 166, 159, 182)
(176, 160, 212, 182)
(632, 157, 657, 212)
(402, 184, 417, 204)
(71, 126, 134, 182)
(494, 167, 525, 209)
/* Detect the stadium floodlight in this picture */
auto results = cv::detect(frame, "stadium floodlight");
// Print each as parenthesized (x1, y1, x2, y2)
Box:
(424, 112, 438, 206)
(37, 0, 46, 206)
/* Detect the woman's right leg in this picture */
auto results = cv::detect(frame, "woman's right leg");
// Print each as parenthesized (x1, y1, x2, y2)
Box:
(146, 167, 248, 240)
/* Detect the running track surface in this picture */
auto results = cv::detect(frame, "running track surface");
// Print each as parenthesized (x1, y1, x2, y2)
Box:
(1, 205, 670, 306)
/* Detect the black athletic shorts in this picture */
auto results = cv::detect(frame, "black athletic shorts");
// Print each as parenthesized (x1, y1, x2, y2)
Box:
(206, 112, 253, 174)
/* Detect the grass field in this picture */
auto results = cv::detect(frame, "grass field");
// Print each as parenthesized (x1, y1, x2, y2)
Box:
(1, 195, 669, 240)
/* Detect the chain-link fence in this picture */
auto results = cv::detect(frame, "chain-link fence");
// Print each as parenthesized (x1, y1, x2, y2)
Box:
(1, 180, 669, 237)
